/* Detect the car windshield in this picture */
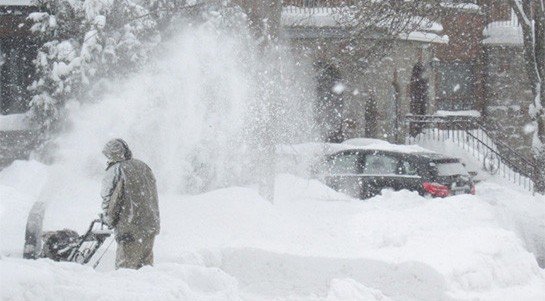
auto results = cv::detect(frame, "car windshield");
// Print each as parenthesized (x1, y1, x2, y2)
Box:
(434, 161, 469, 176)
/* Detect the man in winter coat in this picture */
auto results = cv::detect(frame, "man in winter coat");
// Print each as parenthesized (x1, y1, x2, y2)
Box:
(101, 139, 160, 269)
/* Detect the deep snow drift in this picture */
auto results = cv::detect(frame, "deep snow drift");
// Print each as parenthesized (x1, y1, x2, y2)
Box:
(1, 170, 545, 300)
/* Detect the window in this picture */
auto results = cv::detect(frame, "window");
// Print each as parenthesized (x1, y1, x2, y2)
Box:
(363, 154, 399, 175)
(437, 61, 476, 110)
(329, 152, 360, 174)
(400, 160, 419, 176)
(435, 162, 469, 176)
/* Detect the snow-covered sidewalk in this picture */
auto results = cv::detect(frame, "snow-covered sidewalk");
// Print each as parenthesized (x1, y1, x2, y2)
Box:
(1, 164, 544, 300)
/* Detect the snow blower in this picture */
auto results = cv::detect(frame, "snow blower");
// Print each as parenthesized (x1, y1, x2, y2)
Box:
(23, 201, 113, 266)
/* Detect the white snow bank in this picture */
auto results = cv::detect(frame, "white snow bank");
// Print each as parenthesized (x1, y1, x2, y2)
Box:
(0, 0, 35, 6)
(327, 278, 392, 301)
(213, 248, 449, 300)
(0, 258, 241, 301)
(1, 169, 544, 300)
(477, 181, 545, 268)
(0, 113, 32, 131)
(441, 3, 481, 11)
(483, 22, 523, 45)
(435, 110, 482, 118)
(399, 31, 449, 44)
(282, 6, 343, 28)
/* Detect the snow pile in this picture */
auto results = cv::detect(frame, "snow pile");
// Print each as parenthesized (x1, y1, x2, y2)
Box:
(0, 0, 35, 6)
(0, 259, 241, 301)
(483, 21, 523, 45)
(1, 168, 545, 300)
(441, 3, 481, 11)
(435, 110, 482, 118)
(282, 6, 344, 27)
(0, 113, 32, 131)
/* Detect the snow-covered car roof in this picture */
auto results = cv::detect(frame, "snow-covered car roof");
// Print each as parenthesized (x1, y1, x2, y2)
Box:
(277, 139, 438, 157)
(337, 138, 435, 154)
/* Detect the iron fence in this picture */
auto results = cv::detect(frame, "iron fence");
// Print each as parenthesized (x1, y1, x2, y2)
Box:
(405, 114, 536, 192)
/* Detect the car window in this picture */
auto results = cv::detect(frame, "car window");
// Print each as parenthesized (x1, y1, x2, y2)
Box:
(363, 154, 399, 175)
(435, 161, 469, 176)
(400, 160, 419, 176)
(329, 153, 360, 174)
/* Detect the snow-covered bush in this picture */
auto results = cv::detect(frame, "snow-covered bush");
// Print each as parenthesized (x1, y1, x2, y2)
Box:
(27, 0, 187, 132)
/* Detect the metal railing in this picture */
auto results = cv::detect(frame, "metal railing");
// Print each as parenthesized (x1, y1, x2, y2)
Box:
(405, 114, 536, 191)
(282, 0, 354, 13)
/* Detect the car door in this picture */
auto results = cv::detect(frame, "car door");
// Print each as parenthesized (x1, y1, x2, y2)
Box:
(323, 150, 363, 198)
(360, 151, 402, 198)
(397, 156, 425, 192)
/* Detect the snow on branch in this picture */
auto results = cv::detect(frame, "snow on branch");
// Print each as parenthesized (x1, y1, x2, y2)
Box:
(26, 0, 197, 132)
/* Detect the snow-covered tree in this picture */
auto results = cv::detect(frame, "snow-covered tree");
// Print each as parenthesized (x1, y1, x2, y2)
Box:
(509, 0, 545, 192)
(27, 0, 188, 132)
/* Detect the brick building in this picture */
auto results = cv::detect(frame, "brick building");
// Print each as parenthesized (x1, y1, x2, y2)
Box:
(435, 3, 485, 112)
(480, 1, 534, 157)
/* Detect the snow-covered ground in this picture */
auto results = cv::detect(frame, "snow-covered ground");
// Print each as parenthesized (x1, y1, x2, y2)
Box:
(1, 162, 544, 300)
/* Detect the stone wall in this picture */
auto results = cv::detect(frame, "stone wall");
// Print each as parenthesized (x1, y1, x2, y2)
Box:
(483, 45, 534, 158)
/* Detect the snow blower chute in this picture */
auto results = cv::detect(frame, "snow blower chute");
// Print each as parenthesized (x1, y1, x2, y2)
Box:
(23, 201, 112, 266)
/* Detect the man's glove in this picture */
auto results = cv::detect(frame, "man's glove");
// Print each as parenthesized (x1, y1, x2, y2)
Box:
(99, 213, 113, 229)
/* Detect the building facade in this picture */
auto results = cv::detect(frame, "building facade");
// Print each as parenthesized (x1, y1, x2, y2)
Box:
(480, 1, 534, 157)
(0, 1, 37, 115)
(282, 1, 449, 142)
(281, 0, 536, 159)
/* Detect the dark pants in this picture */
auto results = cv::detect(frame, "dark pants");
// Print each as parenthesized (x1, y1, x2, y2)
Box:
(115, 235, 155, 269)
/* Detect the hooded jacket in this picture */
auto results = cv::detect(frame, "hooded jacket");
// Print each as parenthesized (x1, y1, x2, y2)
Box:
(101, 139, 160, 239)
